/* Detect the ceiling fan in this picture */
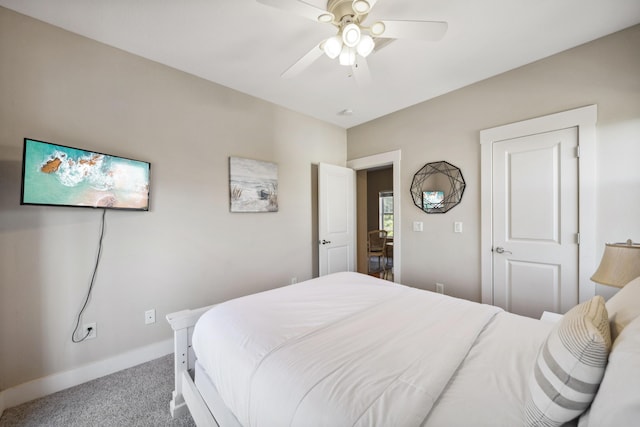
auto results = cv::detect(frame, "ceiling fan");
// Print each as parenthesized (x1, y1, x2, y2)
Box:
(257, 0, 448, 85)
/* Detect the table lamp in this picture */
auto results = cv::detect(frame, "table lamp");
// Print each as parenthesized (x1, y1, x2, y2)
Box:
(591, 239, 640, 288)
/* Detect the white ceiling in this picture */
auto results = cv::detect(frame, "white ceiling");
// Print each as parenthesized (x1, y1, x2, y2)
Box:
(2, 0, 639, 128)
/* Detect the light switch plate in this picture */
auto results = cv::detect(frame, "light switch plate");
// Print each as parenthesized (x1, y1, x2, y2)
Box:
(413, 221, 423, 232)
(454, 222, 463, 233)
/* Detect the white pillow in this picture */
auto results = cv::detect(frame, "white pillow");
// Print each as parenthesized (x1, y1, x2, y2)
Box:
(579, 314, 640, 426)
(524, 296, 611, 427)
(605, 275, 640, 341)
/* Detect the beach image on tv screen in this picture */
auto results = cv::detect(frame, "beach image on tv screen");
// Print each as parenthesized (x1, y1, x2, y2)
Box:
(22, 139, 150, 209)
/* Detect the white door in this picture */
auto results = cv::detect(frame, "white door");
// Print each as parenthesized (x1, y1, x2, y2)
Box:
(492, 127, 579, 318)
(318, 163, 356, 276)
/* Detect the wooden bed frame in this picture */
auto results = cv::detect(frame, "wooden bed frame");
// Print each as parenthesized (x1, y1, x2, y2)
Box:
(166, 305, 242, 427)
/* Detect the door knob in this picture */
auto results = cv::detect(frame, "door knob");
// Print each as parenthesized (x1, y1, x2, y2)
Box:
(495, 246, 512, 254)
(320, 239, 332, 245)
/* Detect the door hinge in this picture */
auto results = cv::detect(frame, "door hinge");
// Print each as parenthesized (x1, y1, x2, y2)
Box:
(576, 232, 580, 245)
(575, 146, 580, 158)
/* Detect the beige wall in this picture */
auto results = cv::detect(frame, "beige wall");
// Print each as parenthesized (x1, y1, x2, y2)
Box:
(348, 24, 640, 302)
(1, 5, 639, 394)
(0, 8, 346, 390)
(356, 170, 368, 274)
(366, 167, 393, 231)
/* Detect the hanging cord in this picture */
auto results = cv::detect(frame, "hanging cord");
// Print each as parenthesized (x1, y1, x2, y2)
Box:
(72, 209, 107, 343)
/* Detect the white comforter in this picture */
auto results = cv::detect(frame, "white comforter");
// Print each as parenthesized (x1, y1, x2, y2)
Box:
(192, 272, 548, 427)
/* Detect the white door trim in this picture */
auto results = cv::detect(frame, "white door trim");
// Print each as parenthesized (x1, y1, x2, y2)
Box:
(480, 105, 597, 306)
(348, 150, 402, 283)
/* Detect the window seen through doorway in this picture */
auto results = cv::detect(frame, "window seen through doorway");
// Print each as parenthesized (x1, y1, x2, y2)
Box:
(379, 191, 393, 237)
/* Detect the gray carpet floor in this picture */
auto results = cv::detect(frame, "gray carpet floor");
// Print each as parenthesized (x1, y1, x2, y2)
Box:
(0, 354, 196, 427)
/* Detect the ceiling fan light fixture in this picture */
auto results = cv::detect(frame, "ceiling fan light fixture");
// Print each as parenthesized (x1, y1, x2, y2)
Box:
(356, 35, 375, 57)
(342, 23, 361, 47)
(317, 13, 334, 23)
(339, 46, 356, 66)
(352, 0, 371, 14)
(323, 35, 343, 59)
(370, 21, 385, 37)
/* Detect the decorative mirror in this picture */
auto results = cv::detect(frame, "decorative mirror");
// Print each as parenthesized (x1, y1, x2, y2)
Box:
(410, 161, 466, 214)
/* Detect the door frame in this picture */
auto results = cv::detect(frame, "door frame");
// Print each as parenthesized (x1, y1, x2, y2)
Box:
(480, 105, 597, 307)
(348, 150, 402, 283)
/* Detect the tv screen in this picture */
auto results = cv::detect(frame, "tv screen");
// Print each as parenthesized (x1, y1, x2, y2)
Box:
(21, 138, 150, 210)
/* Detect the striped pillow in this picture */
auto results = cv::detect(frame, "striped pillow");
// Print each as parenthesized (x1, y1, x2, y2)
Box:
(525, 296, 612, 427)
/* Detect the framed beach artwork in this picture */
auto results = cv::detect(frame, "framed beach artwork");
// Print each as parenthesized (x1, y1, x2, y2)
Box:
(229, 157, 278, 213)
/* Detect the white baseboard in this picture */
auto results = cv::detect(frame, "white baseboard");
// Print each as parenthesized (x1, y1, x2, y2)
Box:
(0, 338, 173, 416)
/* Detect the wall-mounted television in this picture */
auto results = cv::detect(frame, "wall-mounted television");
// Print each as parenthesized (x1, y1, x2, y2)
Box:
(21, 138, 150, 211)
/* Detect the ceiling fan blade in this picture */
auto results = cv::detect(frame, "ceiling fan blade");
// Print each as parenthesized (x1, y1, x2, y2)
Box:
(281, 42, 325, 78)
(257, 0, 333, 23)
(376, 20, 448, 41)
(351, 57, 372, 87)
(372, 37, 395, 53)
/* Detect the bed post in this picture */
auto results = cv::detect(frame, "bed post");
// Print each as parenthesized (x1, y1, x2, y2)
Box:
(169, 321, 189, 417)
(166, 305, 215, 418)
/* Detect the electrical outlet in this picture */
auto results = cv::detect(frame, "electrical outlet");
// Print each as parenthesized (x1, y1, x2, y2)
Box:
(436, 283, 444, 294)
(290, 277, 298, 284)
(145, 309, 156, 325)
(83, 322, 97, 340)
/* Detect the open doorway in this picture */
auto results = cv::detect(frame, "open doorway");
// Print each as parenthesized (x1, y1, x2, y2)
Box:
(347, 149, 401, 283)
(357, 167, 394, 281)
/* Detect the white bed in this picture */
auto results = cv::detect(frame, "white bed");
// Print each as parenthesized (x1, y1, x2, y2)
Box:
(166, 272, 640, 427)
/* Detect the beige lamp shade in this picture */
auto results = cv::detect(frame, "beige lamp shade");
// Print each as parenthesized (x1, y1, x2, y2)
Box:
(591, 239, 640, 288)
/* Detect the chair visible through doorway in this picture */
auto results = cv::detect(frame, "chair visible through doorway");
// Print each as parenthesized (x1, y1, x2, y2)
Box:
(367, 229, 388, 274)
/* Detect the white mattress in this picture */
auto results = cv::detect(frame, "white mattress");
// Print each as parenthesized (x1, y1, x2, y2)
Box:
(192, 272, 554, 427)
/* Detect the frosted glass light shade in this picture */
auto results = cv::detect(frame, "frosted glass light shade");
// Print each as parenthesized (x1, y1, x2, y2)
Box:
(370, 21, 386, 37)
(591, 240, 640, 288)
(356, 35, 375, 57)
(352, 0, 371, 14)
(339, 46, 356, 66)
(324, 36, 342, 59)
(317, 13, 333, 23)
(342, 23, 361, 47)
